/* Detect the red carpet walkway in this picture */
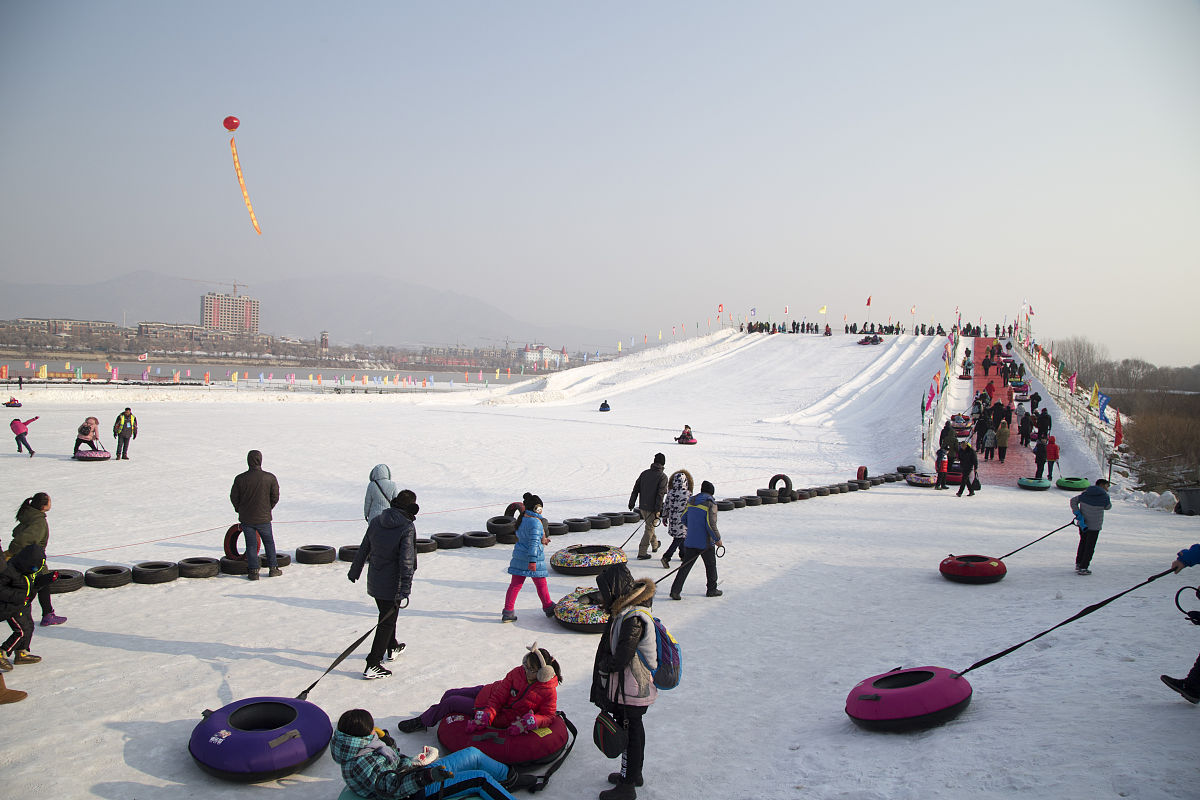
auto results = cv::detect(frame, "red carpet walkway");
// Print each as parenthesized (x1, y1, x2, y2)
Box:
(965, 337, 1039, 487)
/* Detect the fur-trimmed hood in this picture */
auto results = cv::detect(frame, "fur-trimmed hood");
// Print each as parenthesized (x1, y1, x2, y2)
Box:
(611, 576, 655, 615)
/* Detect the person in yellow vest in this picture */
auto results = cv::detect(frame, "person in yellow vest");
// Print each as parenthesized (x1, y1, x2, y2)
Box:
(112, 407, 137, 460)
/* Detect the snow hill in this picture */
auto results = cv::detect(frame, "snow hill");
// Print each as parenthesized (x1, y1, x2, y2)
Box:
(3, 330, 1198, 800)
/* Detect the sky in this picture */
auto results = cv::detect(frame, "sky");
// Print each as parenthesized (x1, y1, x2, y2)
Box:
(1, 1, 1198, 366)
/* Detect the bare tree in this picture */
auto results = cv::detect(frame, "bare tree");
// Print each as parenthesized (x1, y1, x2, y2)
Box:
(1048, 336, 1109, 378)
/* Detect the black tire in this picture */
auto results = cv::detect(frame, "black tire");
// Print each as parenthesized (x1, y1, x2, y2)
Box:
(48, 568, 84, 593)
(132, 561, 179, 584)
(546, 522, 569, 536)
(715, 499, 735, 511)
(564, 518, 591, 533)
(757, 488, 779, 499)
(431, 533, 464, 550)
(274, 552, 292, 568)
(504, 502, 525, 518)
(338, 545, 360, 562)
(600, 512, 625, 526)
(497, 532, 518, 545)
(846, 481, 860, 491)
(897, 465, 917, 474)
(178, 557, 220, 579)
(220, 555, 249, 574)
(815, 487, 830, 496)
(586, 515, 611, 529)
(742, 495, 763, 506)
(487, 516, 517, 536)
(769, 474, 793, 493)
(85, 565, 132, 589)
(777, 491, 792, 504)
(870, 476, 885, 485)
(760, 494, 778, 504)
(838, 483, 851, 493)
(464, 531, 497, 548)
(622, 511, 641, 524)
(416, 537, 438, 554)
(296, 545, 337, 565)
(795, 490, 812, 500)
(883, 473, 900, 482)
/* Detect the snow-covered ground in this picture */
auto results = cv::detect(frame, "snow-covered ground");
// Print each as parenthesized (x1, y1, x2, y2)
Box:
(3, 330, 1197, 800)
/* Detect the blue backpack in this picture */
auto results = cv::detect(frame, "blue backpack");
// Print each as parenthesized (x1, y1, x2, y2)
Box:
(633, 609, 681, 690)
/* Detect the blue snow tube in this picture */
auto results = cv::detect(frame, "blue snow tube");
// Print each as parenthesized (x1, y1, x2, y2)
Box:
(189, 696, 332, 783)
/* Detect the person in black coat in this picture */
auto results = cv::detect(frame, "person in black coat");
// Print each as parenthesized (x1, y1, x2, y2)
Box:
(1037, 409, 1052, 441)
(1, 544, 52, 669)
(1030, 391, 1042, 413)
(939, 422, 958, 454)
(1019, 411, 1034, 447)
(348, 491, 418, 680)
(1034, 438, 1048, 480)
(229, 450, 281, 580)
(990, 401, 1005, 430)
(956, 443, 978, 497)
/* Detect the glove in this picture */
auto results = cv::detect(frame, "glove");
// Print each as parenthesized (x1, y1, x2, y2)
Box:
(347, 570, 357, 583)
(417, 765, 453, 786)
(528, 562, 537, 572)
(628, 504, 635, 512)
(1073, 510, 1086, 528)
(505, 711, 537, 735)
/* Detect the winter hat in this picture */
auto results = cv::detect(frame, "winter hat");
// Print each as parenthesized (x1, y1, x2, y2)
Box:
(654, 452, 666, 466)
(523, 641, 556, 682)
(522, 492, 544, 512)
(700, 480, 715, 495)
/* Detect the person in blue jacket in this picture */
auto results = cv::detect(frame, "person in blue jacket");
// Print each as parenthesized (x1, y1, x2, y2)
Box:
(502, 493, 554, 623)
(1162, 543, 1200, 704)
(668, 480, 724, 600)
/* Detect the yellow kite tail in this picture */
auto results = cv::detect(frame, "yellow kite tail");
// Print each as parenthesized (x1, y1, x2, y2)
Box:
(230, 137, 261, 235)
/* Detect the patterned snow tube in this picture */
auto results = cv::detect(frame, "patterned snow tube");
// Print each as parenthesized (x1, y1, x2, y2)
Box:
(295, 545, 336, 564)
(132, 561, 179, 584)
(600, 512, 625, 526)
(741, 495, 763, 506)
(179, 557, 220, 579)
(464, 531, 497, 548)
(415, 537, 438, 554)
(586, 515, 611, 530)
(846, 667, 972, 732)
(189, 696, 332, 782)
(564, 518, 591, 533)
(1017, 478, 1052, 491)
(223, 524, 260, 561)
(48, 568, 84, 593)
(85, 565, 132, 588)
(73, 449, 112, 461)
(431, 533, 464, 550)
(550, 544, 627, 576)
(437, 711, 570, 767)
(769, 474, 793, 493)
(1056, 477, 1090, 491)
(552, 587, 609, 633)
(939, 554, 1007, 584)
(905, 473, 937, 487)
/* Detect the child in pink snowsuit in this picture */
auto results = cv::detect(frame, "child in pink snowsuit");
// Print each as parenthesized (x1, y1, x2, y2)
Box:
(10, 417, 38, 457)
(501, 493, 554, 623)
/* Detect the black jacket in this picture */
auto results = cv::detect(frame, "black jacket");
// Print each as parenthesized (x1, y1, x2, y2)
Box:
(629, 464, 668, 513)
(957, 446, 978, 472)
(348, 507, 417, 604)
(230, 450, 280, 524)
(0, 544, 45, 619)
(590, 569, 655, 710)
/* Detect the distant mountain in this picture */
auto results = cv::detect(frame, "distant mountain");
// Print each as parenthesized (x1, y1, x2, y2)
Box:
(0, 271, 619, 351)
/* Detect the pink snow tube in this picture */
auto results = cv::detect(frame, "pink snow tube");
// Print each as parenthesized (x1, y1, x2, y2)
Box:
(845, 666, 972, 731)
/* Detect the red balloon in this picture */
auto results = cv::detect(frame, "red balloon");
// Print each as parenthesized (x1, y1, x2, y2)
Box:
(223, 116, 240, 132)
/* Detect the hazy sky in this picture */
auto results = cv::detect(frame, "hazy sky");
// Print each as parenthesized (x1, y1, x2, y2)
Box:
(2, 1, 1197, 365)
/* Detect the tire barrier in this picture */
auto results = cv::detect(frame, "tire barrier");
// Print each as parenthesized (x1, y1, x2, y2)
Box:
(337, 545, 360, 562)
(552, 586, 609, 633)
(275, 553, 292, 568)
(132, 561, 179, 584)
(883, 473, 900, 482)
(464, 531, 497, 548)
(845, 666, 972, 732)
(586, 515, 611, 530)
(295, 545, 337, 564)
(189, 696, 332, 782)
(814, 487, 830, 496)
(759, 493, 779, 504)
(564, 518, 591, 533)
(48, 568, 84, 593)
(777, 490, 792, 504)
(220, 556, 250, 575)
(550, 544, 627, 576)
(431, 533, 465, 550)
(838, 483, 851, 493)
(546, 522, 569, 536)
(622, 511, 642, 524)
(600, 512, 626, 526)
(85, 565, 132, 589)
(715, 499, 735, 511)
(846, 481, 860, 491)
(896, 465, 917, 474)
(1055, 477, 1090, 491)
(757, 488, 779, 499)
(939, 554, 1007, 584)
(415, 537, 438, 554)
(179, 557, 220, 579)
(742, 495, 763, 506)
(223, 524, 261, 561)
(486, 516, 517, 537)
(497, 531, 518, 545)
(869, 476, 885, 486)
(856, 466, 869, 480)
(769, 474, 793, 493)
(730, 497, 747, 509)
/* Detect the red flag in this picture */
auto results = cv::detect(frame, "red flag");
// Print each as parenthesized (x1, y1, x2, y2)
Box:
(1114, 411, 1123, 447)
(866, 296, 872, 307)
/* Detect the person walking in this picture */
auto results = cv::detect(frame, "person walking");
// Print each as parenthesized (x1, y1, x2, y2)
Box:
(982, 427, 997, 462)
(501, 493, 555, 622)
(229, 450, 281, 581)
(364, 464, 399, 523)
(6, 493, 65, 626)
(955, 442, 978, 497)
(1037, 408, 1052, 441)
(0, 544, 51, 670)
(10, 416, 37, 457)
(1045, 435, 1060, 479)
(934, 445, 950, 490)
(590, 563, 658, 800)
(1069, 479, 1111, 575)
(1162, 543, 1200, 703)
(1019, 411, 1034, 447)
(938, 422, 957, 455)
(660, 470, 692, 567)
(112, 407, 137, 460)
(669, 480, 723, 599)
(995, 420, 1010, 464)
(628, 454, 668, 560)
(1033, 437, 1048, 480)
(1030, 391, 1042, 413)
(347, 490, 417, 679)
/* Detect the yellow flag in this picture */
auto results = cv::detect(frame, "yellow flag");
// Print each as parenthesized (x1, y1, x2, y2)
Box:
(1089, 382, 1099, 409)
(618, 341, 622, 352)
(818, 305, 827, 314)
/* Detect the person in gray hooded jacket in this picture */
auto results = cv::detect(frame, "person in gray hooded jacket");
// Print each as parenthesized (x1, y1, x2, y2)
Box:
(1070, 479, 1111, 575)
(364, 463, 399, 522)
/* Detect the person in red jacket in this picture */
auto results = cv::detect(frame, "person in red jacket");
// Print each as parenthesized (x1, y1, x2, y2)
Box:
(396, 643, 562, 735)
(1045, 435, 1061, 480)
(984, 380, 996, 401)
(10, 417, 37, 457)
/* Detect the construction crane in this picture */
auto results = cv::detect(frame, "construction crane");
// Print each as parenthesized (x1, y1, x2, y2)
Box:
(180, 278, 250, 296)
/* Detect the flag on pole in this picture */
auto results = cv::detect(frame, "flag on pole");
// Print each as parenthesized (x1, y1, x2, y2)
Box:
(1089, 382, 1100, 409)
(1068, 371, 1077, 394)
(137, 353, 148, 362)
(1028, 305, 1035, 316)
(909, 305, 916, 315)
(1098, 392, 1111, 423)
(866, 296, 872, 307)
(784, 305, 789, 314)
(1114, 411, 1123, 447)
(818, 305, 827, 314)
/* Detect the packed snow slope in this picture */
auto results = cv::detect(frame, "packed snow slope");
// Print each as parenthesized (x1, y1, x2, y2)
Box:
(3, 330, 1198, 800)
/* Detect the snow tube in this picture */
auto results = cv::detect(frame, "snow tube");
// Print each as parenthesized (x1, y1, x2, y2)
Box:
(437, 711, 570, 767)
(1017, 478, 1052, 491)
(845, 666, 972, 732)
(904, 473, 937, 487)
(1056, 477, 1090, 491)
(552, 586, 609, 633)
(939, 554, 1007, 584)
(4, 401, 20, 407)
(550, 544, 627, 576)
(189, 696, 332, 783)
(223, 524, 260, 560)
(73, 449, 111, 461)
(676, 439, 698, 445)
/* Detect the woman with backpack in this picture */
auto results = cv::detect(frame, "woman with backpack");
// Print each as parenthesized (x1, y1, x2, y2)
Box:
(590, 563, 657, 800)
(72, 416, 100, 455)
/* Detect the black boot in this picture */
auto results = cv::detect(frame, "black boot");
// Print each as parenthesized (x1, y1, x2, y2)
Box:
(607, 773, 644, 787)
(396, 717, 426, 734)
(503, 767, 538, 791)
(598, 780, 638, 800)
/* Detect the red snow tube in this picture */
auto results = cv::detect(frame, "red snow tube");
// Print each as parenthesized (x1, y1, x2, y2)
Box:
(223, 524, 261, 560)
(939, 554, 1007, 584)
(73, 449, 111, 461)
(437, 711, 570, 766)
(845, 666, 972, 732)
